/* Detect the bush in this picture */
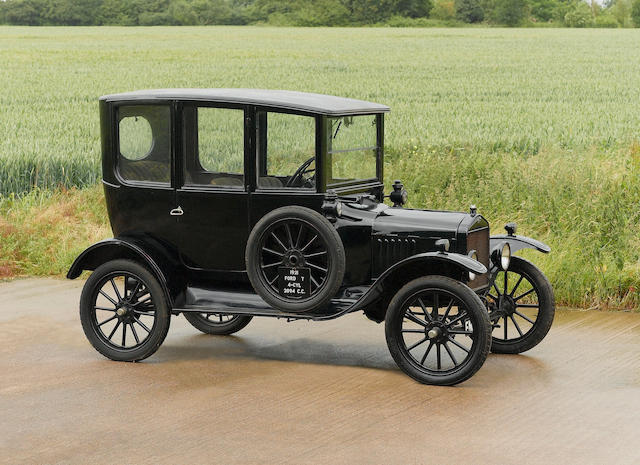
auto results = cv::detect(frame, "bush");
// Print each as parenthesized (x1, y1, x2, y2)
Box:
(138, 11, 173, 25)
(191, 0, 234, 25)
(2, 0, 46, 25)
(455, 0, 483, 22)
(395, 0, 434, 18)
(253, 0, 350, 26)
(431, 0, 456, 20)
(564, 1, 594, 27)
(383, 14, 460, 26)
(529, 0, 558, 22)
(611, 0, 633, 27)
(632, 0, 640, 26)
(493, 0, 528, 26)
(594, 12, 620, 27)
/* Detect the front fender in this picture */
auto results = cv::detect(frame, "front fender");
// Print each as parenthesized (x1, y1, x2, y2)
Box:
(379, 251, 488, 278)
(490, 235, 550, 255)
(67, 237, 182, 307)
(356, 251, 487, 311)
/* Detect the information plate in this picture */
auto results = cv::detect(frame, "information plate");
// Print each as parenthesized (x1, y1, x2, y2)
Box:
(278, 267, 311, 298)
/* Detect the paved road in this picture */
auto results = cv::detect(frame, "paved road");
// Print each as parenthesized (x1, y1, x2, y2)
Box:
(1, 278, 639, 465)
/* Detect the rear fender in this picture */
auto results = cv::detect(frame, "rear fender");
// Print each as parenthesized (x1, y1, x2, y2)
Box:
(66, 237, 183, 307)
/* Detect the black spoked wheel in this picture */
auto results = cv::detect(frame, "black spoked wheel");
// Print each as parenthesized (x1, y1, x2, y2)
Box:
(260, 218, 330, 296)
(246, 206, 345, 313)
(183, 312, 252, 335)
(385, 276, 492, 386)
(80, 259, 170, 362)
(486, 256, 555, 354)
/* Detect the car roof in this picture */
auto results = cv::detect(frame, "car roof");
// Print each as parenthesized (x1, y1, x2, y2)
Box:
(99, 88, 390, 116)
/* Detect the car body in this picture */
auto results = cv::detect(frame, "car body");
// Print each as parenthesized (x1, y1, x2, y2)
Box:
(69, 89, 555, 385)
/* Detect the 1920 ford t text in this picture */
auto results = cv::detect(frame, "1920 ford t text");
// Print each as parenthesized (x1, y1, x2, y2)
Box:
(68, 89, 555, 385)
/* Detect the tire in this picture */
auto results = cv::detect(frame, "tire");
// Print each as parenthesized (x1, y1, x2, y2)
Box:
(385, 276, 492, 386)
(246, 206, 346, 313)
(79, 259, 171, 362)
(487, 256, 555, 354)
(183, 313, 252, 335)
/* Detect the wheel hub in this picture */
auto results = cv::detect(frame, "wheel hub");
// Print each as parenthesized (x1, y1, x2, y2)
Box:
(426, 322, 447, 342)
(427, 328, 441, 339)
(284, 250, 305, 267)
(499, 295, 516, 315)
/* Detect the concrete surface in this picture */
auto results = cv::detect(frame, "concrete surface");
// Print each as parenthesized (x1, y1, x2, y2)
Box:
(0, 278, 639, 465)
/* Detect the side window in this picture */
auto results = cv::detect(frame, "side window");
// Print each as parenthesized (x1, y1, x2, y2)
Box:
(257, 112, 316, 189)
(183, 107, 245, 188)
(118, 105, 171, 185)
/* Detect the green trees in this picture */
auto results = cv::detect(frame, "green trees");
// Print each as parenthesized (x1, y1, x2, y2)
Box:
(610, 0, 634, 26)
(2, 0, 47, 25)
(528, 0, 556, 21)
(493, 0, 528, 26)
(631, 0, 640, 25)
(454, 0, 483, 22)
(431, 0, 456, 19)
(564, 1, 594, 27)
(0, 0, 638, 27)
(395, 0, 434, 17)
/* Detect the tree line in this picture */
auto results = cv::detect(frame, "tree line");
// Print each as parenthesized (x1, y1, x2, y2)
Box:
(1, 0, 639, 27)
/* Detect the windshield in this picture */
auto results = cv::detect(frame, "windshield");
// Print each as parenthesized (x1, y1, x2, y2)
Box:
(327, 115, 378, 186)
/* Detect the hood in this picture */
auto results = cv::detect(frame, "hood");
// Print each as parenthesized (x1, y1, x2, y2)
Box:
(373, 207, 469, 241)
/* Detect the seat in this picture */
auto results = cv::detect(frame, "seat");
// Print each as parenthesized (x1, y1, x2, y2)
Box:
(119, 160, 170, 183)
(258, 176, 284, 188)
(184, 170, 244, 187)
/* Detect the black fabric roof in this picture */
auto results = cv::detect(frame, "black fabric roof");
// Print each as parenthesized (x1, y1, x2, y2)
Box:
(100, 88, 390, 116)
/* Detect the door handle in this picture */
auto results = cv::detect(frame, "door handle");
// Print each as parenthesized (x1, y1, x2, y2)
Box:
(169, 206, 184, 216)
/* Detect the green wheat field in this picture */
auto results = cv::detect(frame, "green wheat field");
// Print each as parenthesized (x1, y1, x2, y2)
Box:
(2, 26, 640, 309)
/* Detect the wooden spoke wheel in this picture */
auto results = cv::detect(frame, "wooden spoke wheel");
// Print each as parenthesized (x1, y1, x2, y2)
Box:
(385, 276, 492, 386)
(183, 313, 252, 335)
(79, 260, 170, 362)
(246, 206, 345, 313)
(486, 256, 555, 354)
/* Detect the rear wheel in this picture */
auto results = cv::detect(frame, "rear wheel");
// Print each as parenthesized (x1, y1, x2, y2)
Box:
(385, 276, 492, 386)
(486, 256, 555, 354)
(79, 259, 170, 362)
(183, 313, 252, 335)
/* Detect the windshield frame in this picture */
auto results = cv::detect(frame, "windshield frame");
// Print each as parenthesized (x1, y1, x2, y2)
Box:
(323, 113, 384, 190)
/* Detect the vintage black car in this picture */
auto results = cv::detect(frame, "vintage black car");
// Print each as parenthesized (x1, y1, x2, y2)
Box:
(68, 89, 555, 385)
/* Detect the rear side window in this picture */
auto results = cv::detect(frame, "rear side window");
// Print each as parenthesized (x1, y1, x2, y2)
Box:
(117, 105, 171, 185)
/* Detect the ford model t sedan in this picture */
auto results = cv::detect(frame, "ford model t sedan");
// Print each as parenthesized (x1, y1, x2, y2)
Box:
(68, 89, 555, 385)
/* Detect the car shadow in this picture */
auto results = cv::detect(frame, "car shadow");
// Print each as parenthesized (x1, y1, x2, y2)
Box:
(158, 333, 552, 384)
(159, 333, 398, 371)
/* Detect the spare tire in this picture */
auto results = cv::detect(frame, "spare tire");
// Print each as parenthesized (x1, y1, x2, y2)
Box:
(246, 206, 346, 313)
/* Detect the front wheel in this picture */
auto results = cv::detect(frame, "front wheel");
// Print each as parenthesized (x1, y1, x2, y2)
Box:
(79, 259, 171, 362)
(486, 256, 555, 354)
(385, 276, 492, 386)
(183, 313, 252, 335)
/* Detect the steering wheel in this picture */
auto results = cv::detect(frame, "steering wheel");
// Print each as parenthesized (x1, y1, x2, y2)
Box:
(285, 156, 316, 188)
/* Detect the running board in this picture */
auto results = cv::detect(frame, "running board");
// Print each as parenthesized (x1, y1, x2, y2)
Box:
(173, 285, 369, 321)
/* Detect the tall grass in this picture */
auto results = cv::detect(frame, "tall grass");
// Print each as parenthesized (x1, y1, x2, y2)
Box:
(387, 143, 640, 308)
(2, 27, 640, 195)
(1, 26, 640, 308)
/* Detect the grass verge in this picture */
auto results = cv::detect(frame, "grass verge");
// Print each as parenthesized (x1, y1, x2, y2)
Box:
(2, 143, 640, 311)
(0, 185, 109, 278)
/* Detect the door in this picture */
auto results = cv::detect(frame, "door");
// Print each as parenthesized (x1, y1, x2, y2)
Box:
(175, 104, 249, 271)
(110, 104, 177, 248)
